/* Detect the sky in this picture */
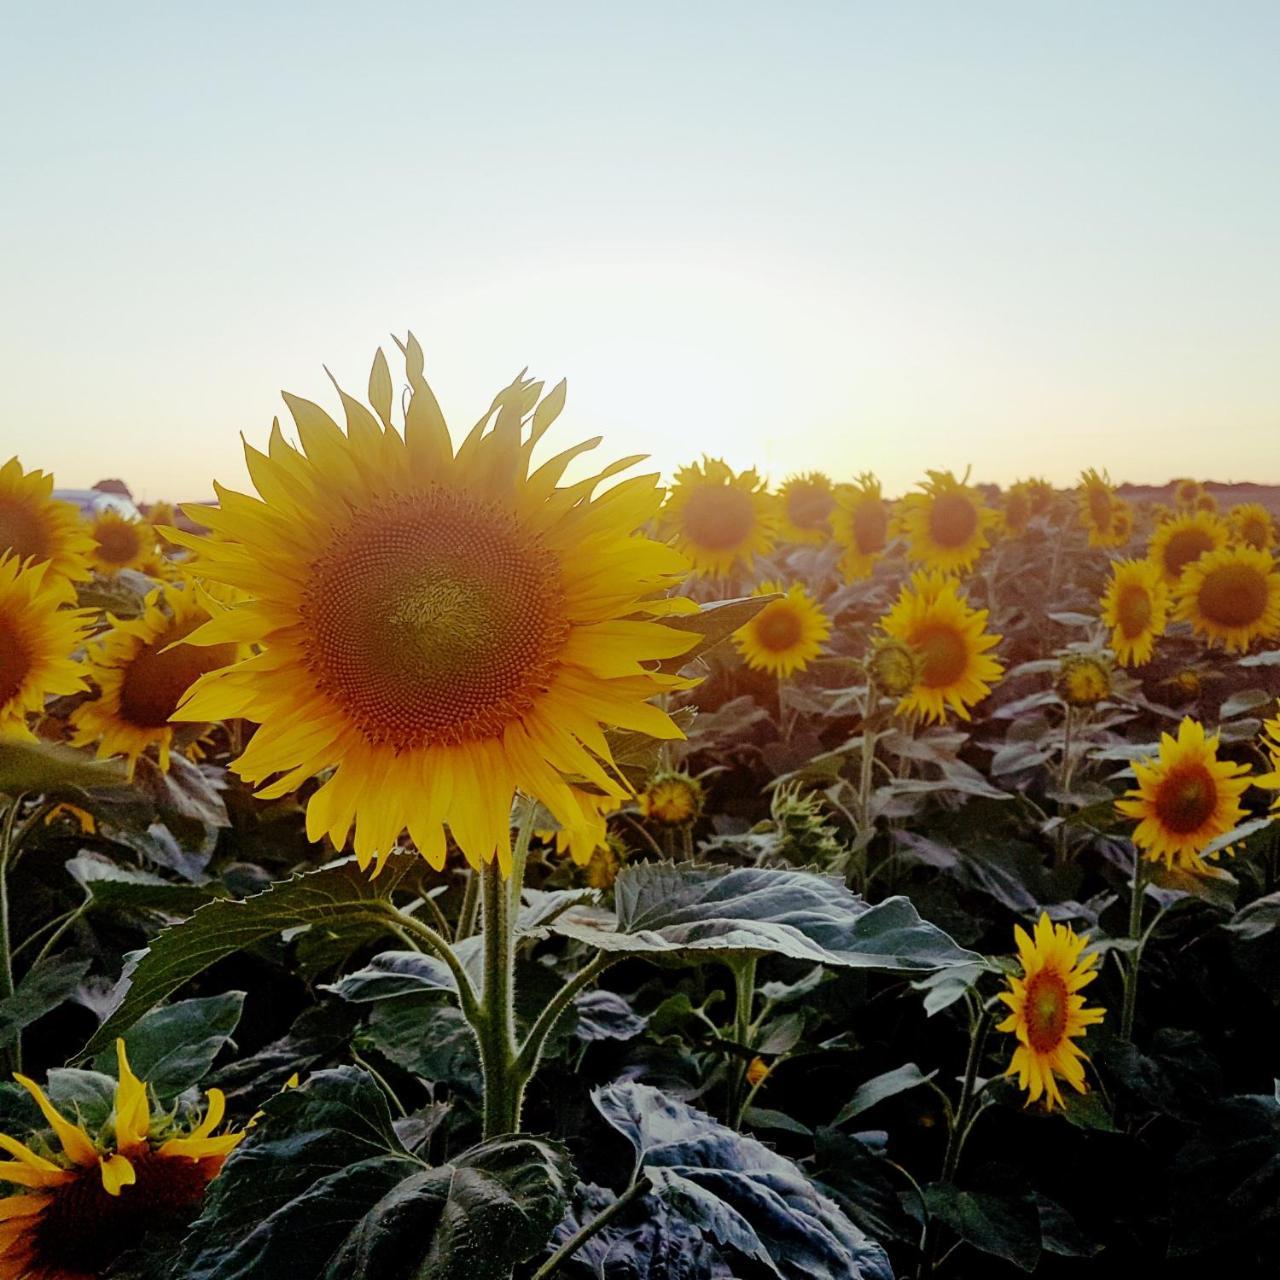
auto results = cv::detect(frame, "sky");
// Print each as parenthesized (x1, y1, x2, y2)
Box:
(2, 1, 1277, 502)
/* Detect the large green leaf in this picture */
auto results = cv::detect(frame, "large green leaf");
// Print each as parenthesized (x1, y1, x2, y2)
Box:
(923, 1171, 1041, 1273)
(655, 594, 779, 673)
(0, 954, 90, 1046)
(0, 738, 129, 797)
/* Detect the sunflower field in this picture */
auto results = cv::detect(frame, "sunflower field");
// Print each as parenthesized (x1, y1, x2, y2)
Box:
(2, 341, 1280, 1280)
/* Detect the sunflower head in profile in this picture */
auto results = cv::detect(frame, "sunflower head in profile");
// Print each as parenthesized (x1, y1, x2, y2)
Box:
(0, 458, 94, 584)
(1099, 557, 1168, 667)
(583, 833, 628, 890)
(1117, 717, 1251, 872)
(776, 472, 836, 546)
(1173, 478, 1204, 509)
(1229, 502, 1276, 552)
(1075, 469, 1128, 548)
(0, 1040, 243, 1280)
(896, 470, 994, 573)
(1022, 477, 1057, 518)
(1148, 510, 1229, 586)
(87, 510, 153, 577)
(1174, 544, 1280, 655)
(1258, 705, 1280, 811)
(661, 457, 775, 579)
(867, 636, 922, 699)
(1056, 654, 1112, 708)
(69, 582, 243, 776)
(639, 770, 704, 828)
(0, 555, 91, 739)
(1193, 491, 1219, 514)
(169, 336, 695, 876)
(733, 581, 830, 678)
(997, 913, 1105, 1111)
(879, 571, 1003, 723)
(999, 483, 1033, 536)
(833, 473, 890, 580)
(1109, 500, 1135, 545)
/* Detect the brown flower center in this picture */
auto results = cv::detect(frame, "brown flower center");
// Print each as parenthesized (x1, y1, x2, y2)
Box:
(0, 496, 50, 563)
(1161, 528, 1215, 579)
(915, 624, 968, 688)
(1153, 762, 1218, 835)
(0, 614, 33, 707)
(1004, 492, 1030, 533)
(786, 482, 834, 532)
(852, 500, 888, 554)
(1240, 516, 1268, 549)
(117, 620, 237, 728)
(754, 603, 805, 652)
(1024, 970, 1069, 1053)
(681, 484, 757, 551)
(1195, 562, 1270, 628)
(1117, 583, 1153, 638)
(94, 519, 144, 567)
(928, 493, 979, 548)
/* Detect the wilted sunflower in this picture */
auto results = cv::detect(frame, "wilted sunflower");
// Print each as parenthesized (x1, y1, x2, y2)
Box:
(1076, 469, 1127, 548)
(1099, 557, 1168, 667)
(832, 473, 890, 579)
(1056, 654, 1111, 708)
(70, 582, 243, 776)
(170, 337, 695, 875)
(0, 458, 93, 583)
(734, 581, 830, 677)
(0, 1040, 243, 1280)
(639, 770, 704, 827)
(662, 457, 775, 578)
(997, 913, 1105, 1111)
(880, 571, 1003, 723)
(87, 510, 152, 576)
(776, 472, 836, 545)
(1148, 510, 1229, 585)
(1229, 502, 1276, 552)
(1117, 718, 1251, 871)
(1175, 544, 1280, 654)
(897, 470, 994, 573)
(1172, 478, 1204, 508)
(0, 556, 90, 739)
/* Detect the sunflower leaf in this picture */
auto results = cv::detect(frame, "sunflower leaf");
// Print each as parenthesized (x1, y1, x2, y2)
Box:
(0, 738, 129, 798)
(655, 593, 781, 673)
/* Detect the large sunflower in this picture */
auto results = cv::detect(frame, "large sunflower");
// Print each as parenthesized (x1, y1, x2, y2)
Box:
(776, 472, 835, 545)
(0, 458, 93, 583)
(1229, 502, 1276, 552)
(1075, 468, 1127, 548)
(897, 470, 994, 573)
(0, 556, 90, 739)
(87, 510, 153, 576)
(879, 571, 1003, 722)
(832, 473, 890, 580)
(1148, 510, 1229, 586)
(0, 1040, 242, 1280)
(733, 581, 830, 677)
(1099, 557, 1168, 667)
(70, 582, 243, 775)
(1174, 544, 1280, 654)
(170, 336, 696, 875)
(661, 457, 775, 578)
(1117, 718, 1251, 871)
(997, 913, 1105, 1111)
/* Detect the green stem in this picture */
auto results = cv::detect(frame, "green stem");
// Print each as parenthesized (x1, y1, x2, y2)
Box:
(1121, 850, 1147, 1042)
(1055, 707, 1075, 865)
(514, 951, 614, 1082)
(0, 795, 25, 1074)
(531, 1175, 652, 1280)
(727, 957, 758, 1128)
(388, 907, 480, 1022)
(456, 869, 479, 941)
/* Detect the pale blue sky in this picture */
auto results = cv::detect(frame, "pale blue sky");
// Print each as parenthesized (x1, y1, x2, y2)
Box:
(2, 2, 1277, 501)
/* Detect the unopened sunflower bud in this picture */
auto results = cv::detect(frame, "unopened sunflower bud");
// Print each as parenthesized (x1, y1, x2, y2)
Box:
(639, 770, 704, 828)
(868, 638, 921, 698)
(1056, 654, 1111, 708)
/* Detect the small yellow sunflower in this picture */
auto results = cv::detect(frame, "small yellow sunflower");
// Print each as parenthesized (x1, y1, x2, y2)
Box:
(1164, 668, 1203, 703)
(1172, 478, 1204, 509)
(1099, 557, 1169, 667)
(897, 470, 995, 573)
(832, 473, 890, 579)
(1000, 483, 1033, 536)
(880, 572, 1003, 723)
(1229, 502, 1276, 552)
(1076, 469, 1127, 548)
(776, 472, 836, 546)
(70, 582, 243, 776)
(639, 770, 704, 827)
(1193, 491, 1219, 514)
(0, 458, 93, 583)
(662, 457, 775, 578)
(1148, 510, 1229, 586)
(87, 510, 153, 576)
(733, 581, 830, 678)
(0, 556, 91, 739)
(1056, 654, 1111, 708)
(997, 913, 1105, 1111)
(0, 1040, 242, 1280)
(1174, 544, 1280, 654)
(1117, 718, 1251, 871)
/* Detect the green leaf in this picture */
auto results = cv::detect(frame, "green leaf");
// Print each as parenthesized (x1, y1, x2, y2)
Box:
(0, 738, 129, 797)
(67, 851, 220, 917)
(1224, 891, 1280, 941)
(923, 1171, 1041, 1272)
(655, 594, 780, 673)
(834, 1063, 938, 1125)
(0, 954, 90, 1046)
(324, 938, 482, 1003)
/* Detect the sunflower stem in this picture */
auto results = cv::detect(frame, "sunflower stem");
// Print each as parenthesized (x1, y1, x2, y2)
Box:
(1120, 848, 1147, 1042)
(0, 795, 23, 1074)
(456, 869, 479, 940)
(726, 956, 758, 1129)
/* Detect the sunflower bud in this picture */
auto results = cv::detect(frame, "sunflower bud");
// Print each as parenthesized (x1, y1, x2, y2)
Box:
(639, 770, 704, 828)
(746, 1057, 770, 1088)
(868, 638, 921, 698)
(1056, 655, 1112, 708)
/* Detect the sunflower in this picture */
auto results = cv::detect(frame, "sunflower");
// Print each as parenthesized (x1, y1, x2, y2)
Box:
(639, 770, 704, 827)
(1229, 502, 1276, 551)
(87, 510, 153, 576)
(1174, 544, 1280, 654)
(1076, 469, 1127, 548)
(661, 457, 775, 578)
(867, 636, 921, 698)
(1022, 477, 1056, 518)
(0, 556, 90, 739)
(0, 458, 93, 583)
(997, 913, 1105, 1111)
(544, 788, 622, 867)
(1173, 478, 1204, 508)
(776, 472, 835, 546)
(583, 834, 628, 890)
(0, 1040, 242, 1280)
(1148, 510, 1229, 585)
(733, 581, 830, 677)
(1193, 491, 1219, 514)
(1116, 718, 1251, 871)
(70, 582, 243, 776)
(1109, 500, 1135, 545)
(1258, 706, 1280, 810)
(169, 336, 695, 875)
(1056, 654, 1111, 708)
(144, 500, 176, 529)
(1099, 557, 1168, 667)
(1000, 483, 1033, 536)
(880, 572, 1003, 723)
(897, 470, 994, 573)
(832, 473, 890, 579)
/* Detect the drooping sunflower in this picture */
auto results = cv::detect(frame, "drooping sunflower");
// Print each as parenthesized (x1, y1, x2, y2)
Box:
(775, 472, 836, 546)
(1109, 499, 1135, 545)
(880, 572, 1003, 723)
(1117, 718, 1251, 871)
(1174, 544, 1280, 654)
(0, 556, 91, 739)
(87, 510, 153, 576)
(1076, 469, 1127, 548)
(1148, 510, 1229, 586)
(69, 582, 243, 775)
(832, 473, 890, 579)
(733, 580, 830, 677)
(997, 913, 1105, 1111)
(169, 337, 696, 875)
(1099, 557, 1169, 667)
(0, 1040, 243, 1280)
(0, 458, 93, 584)
(639, 770, 704, 827)
(661, 457, 775, 578)
(1229, 502, 1276, 552)
(896, 470, 994, 573)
